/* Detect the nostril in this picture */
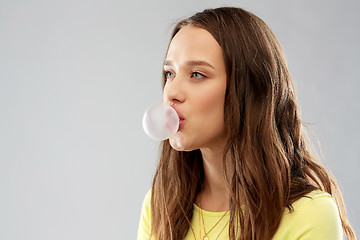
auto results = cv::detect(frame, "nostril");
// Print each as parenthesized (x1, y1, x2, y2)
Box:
(170, 99, 183, 105)
(163, 83, 185, 105)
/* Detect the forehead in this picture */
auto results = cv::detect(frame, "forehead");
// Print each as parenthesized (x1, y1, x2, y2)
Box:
(166, 26, 224, 66)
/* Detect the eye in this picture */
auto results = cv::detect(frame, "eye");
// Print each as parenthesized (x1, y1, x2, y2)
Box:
(191, 71, 206, 79)
(164, 70, 175, 80)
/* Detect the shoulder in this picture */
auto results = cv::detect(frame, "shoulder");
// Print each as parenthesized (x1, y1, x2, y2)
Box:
(290, 190, 338, 214)
(140, 189, 152, 220)
(273, 190, 343, 240)
(137, 189, 152, 240)
(142, 189, 152, 210)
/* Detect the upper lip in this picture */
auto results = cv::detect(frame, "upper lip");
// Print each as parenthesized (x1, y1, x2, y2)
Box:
(170, 106, 185, 120)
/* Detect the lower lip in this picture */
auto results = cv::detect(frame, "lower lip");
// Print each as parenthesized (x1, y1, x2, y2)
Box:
(177, 119, 185, 132)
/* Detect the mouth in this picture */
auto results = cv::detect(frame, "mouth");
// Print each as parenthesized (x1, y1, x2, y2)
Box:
(170, 106, 185, 132)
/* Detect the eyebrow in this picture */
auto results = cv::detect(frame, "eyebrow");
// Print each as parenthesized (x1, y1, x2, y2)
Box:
(163, 60, 215, 69)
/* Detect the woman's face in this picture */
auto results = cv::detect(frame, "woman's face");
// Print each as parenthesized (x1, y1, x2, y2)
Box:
(163, 26, 227, 151)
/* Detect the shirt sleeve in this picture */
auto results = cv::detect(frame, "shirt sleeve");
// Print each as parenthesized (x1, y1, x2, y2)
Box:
(137, 190, 152, 240)
(289, 195, 343, 240)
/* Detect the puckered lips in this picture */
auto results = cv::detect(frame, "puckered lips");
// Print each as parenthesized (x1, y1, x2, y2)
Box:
(170, 106, 185, 132)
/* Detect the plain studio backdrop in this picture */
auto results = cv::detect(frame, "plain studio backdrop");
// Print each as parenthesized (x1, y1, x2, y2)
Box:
(0, 0, 359, 239)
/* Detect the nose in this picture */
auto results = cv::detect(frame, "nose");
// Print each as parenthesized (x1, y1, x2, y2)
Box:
(163, 75, 185, 105)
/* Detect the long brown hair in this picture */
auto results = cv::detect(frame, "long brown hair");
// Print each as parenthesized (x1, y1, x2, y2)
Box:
(151, 7, 356, 240)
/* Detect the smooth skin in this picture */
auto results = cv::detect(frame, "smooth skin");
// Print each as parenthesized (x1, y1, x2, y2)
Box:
(163, 26, 230, 212)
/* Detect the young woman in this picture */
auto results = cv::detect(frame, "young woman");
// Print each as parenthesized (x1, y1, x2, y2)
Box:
(137, 7, 356, 240)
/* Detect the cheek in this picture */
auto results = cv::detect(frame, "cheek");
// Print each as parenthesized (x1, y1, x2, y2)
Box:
(195, 87, 226, 127)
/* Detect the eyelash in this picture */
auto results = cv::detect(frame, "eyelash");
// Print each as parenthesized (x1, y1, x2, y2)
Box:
(163, 70, 206, 80)
(191, 71, 206, 79)
(163, 70, 175, 80)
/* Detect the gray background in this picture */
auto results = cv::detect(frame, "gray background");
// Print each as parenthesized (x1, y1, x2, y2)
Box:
(0, 0, 359, 239)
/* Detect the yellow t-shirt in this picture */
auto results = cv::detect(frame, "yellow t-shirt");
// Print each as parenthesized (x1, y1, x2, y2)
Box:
(137, 190, 343, 240)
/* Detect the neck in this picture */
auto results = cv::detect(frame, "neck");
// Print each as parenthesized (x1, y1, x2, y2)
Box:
(197, 145, 230, 212)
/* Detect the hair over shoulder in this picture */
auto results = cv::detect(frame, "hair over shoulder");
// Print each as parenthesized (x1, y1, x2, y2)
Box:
(151, 7, 356, 240)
